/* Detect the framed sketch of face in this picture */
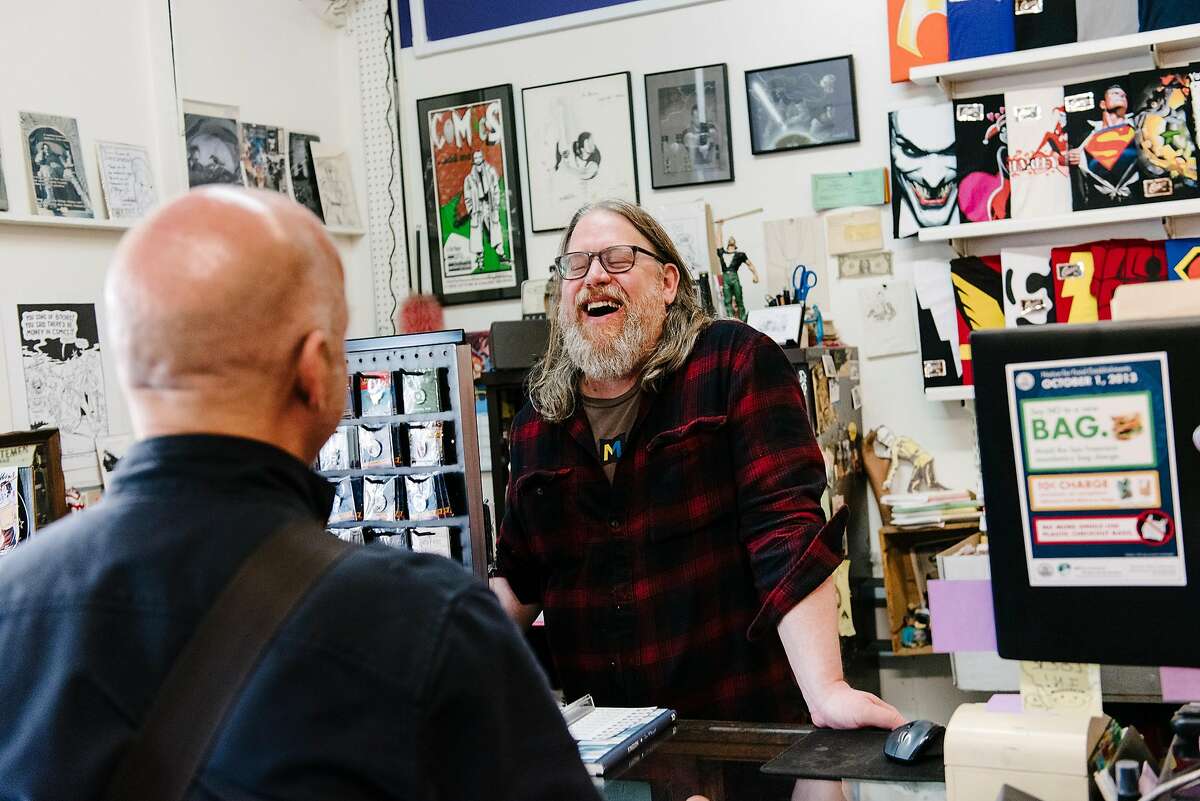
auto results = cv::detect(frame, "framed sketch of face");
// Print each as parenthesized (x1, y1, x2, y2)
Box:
(644, 64, 734, 189)
(522, 72, 639, 232)
(745, 55, 860, 155)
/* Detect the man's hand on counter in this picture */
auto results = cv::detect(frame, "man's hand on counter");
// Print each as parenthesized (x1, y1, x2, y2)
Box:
(807, 680, 906, 731)
(779, 579, 907, 731)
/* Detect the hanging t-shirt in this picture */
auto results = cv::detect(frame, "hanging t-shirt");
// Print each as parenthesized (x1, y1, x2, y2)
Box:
(1050, 244, 1101, 324)
(1005, 86, 1073, 218)
(1166, 237, 1200, 280)
(948, 0, 1016, 60)
(888, 103, 960, 239)
(1076, 0, 1138, 40)
(1000, 247, 1057, 327)
(1138, 0, 1200, 31)
(1014, 0, 1077, 50)
(888, 0, 949, 83)
(1063, 75, 1143, 211)
(1087, 239, 1168, 319)
(954, 94, 1010, 222)
(581, 384, 642, 484)
(1129, 68, 1200, 204)
(949, 254, 1004, 386)
(913, 259, 963, 390)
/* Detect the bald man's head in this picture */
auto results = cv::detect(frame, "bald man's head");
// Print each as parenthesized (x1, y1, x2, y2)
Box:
(106, 187, 349, 460)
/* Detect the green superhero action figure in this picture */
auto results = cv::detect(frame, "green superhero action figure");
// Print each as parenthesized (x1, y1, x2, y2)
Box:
(714, 234, 760, 322)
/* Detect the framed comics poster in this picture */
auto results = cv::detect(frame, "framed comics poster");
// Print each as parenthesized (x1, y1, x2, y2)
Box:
(745, 55, 860, 155)
(644, 63, 734, 189)
(416, 84, 527, 305)
(522, 71, 639, 232)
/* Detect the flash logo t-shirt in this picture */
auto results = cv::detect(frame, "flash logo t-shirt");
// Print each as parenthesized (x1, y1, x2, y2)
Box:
(581, 384, 642, 484)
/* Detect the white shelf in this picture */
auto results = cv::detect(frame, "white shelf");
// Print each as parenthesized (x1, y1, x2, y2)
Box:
(909, 23, 1200, 92)
(0, 213, 133, 232)
(326, 225, 366, 237)
(0, 213, 367, 237)
(925, 385, 974, 402)
(917, 198, 1200, 244)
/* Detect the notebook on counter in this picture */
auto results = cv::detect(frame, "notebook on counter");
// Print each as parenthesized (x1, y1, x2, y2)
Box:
(561, 695, 677, 776)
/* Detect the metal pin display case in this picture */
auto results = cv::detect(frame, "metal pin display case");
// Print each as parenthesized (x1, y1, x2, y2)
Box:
(318, 330, 488, 579)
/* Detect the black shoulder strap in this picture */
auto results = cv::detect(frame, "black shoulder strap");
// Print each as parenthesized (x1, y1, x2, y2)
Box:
(102, 521, 353, 801)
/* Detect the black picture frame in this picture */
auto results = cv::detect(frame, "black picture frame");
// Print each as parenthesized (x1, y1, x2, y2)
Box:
(644, 63, 735, 189)
(744, 54, 860, 155)
(415, 84, 527, 306)
(522, 71, 640, 232)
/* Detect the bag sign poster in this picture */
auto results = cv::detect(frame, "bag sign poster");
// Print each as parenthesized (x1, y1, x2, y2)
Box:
(1006, 352, 1185, 587)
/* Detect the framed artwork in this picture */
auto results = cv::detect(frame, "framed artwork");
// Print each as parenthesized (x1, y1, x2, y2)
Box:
(745, 55, 860, 155)
(416, 84, 527, 306)
(644, 63, 734, 189)
(522, 71, 639, 232)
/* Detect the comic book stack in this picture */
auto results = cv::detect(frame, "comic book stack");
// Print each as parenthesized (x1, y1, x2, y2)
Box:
(883, 490, 984, 529)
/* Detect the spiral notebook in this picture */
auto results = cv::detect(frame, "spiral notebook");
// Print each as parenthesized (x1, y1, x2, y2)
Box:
(561, 695, 677, 776)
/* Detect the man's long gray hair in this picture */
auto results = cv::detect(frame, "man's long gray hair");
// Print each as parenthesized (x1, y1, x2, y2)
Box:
(528, 199, 712, 422)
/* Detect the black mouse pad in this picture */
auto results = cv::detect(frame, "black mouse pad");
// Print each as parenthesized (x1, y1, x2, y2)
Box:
(760, 729, 945, 783)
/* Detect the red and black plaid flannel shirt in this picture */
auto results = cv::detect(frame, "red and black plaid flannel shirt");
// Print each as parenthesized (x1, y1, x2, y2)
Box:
(497, 320, 846, 722)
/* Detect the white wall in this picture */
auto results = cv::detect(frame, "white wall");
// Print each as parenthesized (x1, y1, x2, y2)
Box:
(0, 0, 376, 483)
(395, 0, 984, 555)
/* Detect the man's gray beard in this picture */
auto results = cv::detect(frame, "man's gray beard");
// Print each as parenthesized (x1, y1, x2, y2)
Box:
(563, 305, 654, 382)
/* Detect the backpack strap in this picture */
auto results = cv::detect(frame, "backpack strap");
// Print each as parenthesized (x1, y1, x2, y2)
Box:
(103, 521, 353, 801)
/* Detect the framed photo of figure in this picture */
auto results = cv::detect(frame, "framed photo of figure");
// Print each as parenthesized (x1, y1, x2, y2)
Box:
(644, 63, 734, 189)
(522, 71, 639, 232)
(416, 84, 528, 306)
(745, 55, 860, 155)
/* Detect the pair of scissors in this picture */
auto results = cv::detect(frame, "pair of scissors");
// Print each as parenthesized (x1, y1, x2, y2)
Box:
(791, 264, 818, 304)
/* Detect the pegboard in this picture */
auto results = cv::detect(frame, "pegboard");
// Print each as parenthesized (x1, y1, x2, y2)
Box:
(350, 0, 408, 336)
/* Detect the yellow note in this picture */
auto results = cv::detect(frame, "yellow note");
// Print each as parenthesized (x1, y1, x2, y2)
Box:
(833, 560, 856, 638)
(825, 209, 883, 256)
(1019, 661, 1103, 715)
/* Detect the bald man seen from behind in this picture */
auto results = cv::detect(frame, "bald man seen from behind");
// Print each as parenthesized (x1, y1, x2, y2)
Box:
(0, 188, 600, 801)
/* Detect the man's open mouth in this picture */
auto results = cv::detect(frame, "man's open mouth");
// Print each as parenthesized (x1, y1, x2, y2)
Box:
(583, 300, 623, 318)
(911, 181, 952, 208)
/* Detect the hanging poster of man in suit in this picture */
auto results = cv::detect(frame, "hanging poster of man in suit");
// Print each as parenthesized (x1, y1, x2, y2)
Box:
(417, 85, 527, 304)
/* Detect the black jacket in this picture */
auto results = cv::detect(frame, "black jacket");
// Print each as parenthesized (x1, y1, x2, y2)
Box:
(0, 434, 598, 800)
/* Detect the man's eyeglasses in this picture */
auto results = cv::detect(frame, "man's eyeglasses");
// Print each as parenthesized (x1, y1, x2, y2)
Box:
(552, 245, 662, 280)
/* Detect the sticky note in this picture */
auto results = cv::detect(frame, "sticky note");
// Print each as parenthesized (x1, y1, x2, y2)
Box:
(1019, 662, 1103, 715)
(985, 693, 1023, 713)
(927, 579, 996, 652)
(1160, 667, 1200, 703)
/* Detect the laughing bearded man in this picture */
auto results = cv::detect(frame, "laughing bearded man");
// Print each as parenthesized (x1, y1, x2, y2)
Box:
(490, 199, 905, 729)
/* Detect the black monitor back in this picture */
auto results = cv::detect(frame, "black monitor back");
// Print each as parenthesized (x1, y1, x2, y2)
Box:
(973, 319, 1200, 667)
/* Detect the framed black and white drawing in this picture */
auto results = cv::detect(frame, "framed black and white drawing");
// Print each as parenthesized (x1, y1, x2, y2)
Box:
(522, 71, 639, 232)
(745, 55, 860, 155)
(416, 84, 527, 305)
(644, 63, 734, 189)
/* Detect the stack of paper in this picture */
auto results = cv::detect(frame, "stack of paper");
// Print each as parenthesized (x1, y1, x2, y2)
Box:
(882, 490, 983, 528)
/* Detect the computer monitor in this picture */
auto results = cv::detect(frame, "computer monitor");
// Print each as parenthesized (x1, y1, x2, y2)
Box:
(973, 319, 1200, 667)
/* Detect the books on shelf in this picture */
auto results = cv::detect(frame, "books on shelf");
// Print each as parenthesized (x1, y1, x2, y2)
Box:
(883, 490, 983, 529)
(561, 695, 676, 776)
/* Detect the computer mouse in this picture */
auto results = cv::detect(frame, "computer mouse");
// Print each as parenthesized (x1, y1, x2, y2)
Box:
(883, 719, 945, 763)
